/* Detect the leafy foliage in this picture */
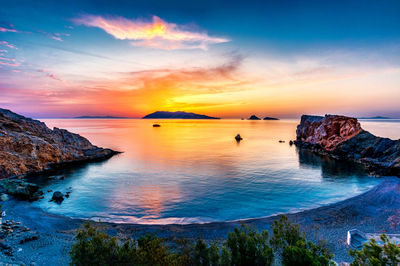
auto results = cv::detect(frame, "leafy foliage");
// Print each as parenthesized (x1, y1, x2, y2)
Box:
(349, 234, 400, 266)
(271, 216, 333, 266)
(70, 216, 334, 266)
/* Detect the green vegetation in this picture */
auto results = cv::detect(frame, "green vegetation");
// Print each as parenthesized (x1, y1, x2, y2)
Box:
(70, 215, 334, 266)
(349, 234, 400, 265)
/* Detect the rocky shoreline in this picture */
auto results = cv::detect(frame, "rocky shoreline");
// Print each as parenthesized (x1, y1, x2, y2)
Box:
(295, 114, 400, 177)
(0, 108, 119, 201)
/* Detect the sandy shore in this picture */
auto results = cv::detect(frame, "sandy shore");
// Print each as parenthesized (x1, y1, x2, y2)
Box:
(1, 176, 400, 265)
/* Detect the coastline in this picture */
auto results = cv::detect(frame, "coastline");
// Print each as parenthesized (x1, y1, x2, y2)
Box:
(1, 176, 400, 264)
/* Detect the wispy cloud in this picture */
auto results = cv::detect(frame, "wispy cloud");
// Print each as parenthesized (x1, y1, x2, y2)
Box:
(37, 69, 64, 82)
(72, 14, 229, 50)
(38, 31, 70, 41)
(0, 61, 19, 67)
(0, 23, 18, 33)
(0, 41, 17, 49)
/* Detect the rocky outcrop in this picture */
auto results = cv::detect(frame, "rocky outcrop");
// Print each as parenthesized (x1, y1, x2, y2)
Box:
(263, 117, 279, 120)
(295, 114, 400, 176)
(248, 115, 261, 120)
(0, 108, 118, 179)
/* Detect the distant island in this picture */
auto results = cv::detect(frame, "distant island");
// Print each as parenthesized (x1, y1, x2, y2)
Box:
(248, 115, 261, 120)
(142, 111, 220, 119)
(74, 116, 131, 119)
(263, 117, 279, 120)
(358, 116, 391, 119)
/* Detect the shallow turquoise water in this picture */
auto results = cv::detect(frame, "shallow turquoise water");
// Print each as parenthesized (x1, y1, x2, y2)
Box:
(30, 119, 399, 224)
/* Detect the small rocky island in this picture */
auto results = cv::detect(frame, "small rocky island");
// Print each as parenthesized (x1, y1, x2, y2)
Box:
(142, 111, 220, 119)
(263, 117, 279, 120)
(0, 108, 118, 179)
(248, 115, 261, 120)
(295, 114, 400, 176)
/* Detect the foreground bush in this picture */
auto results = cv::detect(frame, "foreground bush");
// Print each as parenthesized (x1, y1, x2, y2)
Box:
(349, 234, 400, 266)
(70, 215, 334, 266)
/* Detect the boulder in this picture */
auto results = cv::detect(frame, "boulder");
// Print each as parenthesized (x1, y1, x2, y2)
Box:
(0, 179, 41, 201)
(235, 134, 243, 141)
(51, 191, 64, 203)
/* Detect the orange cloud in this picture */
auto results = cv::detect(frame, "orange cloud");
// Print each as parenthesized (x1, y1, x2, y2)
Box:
(73, 14, 229, 50)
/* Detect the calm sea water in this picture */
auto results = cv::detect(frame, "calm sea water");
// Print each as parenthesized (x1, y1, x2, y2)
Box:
(30, 119, 400, 224)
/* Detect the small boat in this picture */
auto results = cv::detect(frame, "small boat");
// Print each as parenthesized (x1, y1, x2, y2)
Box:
(153, 124, 161, 127)
(235, 134, 243, 141)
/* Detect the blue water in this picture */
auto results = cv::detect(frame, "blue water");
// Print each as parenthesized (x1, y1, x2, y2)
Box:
(30, 119, 399, 224)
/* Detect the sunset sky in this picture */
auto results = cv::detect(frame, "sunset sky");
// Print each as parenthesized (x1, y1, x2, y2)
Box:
(0, 0, 399, 118)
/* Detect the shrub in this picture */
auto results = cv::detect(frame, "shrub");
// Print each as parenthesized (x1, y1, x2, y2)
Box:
(349, 234, 400, 266)
(271, 215, 333, 266)
(70, 222, 136, 266)
(70, 216, 333, 266)
(224, 225, 273, 266)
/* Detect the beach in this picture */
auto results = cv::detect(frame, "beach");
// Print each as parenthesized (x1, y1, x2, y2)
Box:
(1, 176, 399, 265)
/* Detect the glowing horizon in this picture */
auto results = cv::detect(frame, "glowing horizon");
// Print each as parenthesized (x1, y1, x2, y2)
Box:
(1, 1, 399, 119)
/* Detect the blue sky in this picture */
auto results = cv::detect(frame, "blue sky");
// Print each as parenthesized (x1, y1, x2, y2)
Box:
(0, 0, 399, 118)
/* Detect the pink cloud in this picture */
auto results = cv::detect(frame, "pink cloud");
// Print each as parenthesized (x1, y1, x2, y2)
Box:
(0, 24, 18, 33)
(0, 61, 19, 67)
(73, 14, 229, 50)
(37, 69, 65, 82)
(0, 41, 16, 49)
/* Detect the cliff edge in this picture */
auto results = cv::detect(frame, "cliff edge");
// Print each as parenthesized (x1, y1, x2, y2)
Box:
(0, 108, 118, 179)
(295, 114, 400, 176)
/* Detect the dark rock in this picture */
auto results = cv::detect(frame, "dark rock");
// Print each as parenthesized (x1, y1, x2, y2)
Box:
(19, 232, 39, 244)
(0, 241, 12, 255)
(279, 140, 285, 143)
(295, 114, 400, 176)
(289, 140, 294, 146)
(0, 179, 41, 201)
(153, 124, 161, 127)
(235, 134, 243, 141)
(248, 115, 261, 120)
(263, 117, 279, 120)
(51, 191, 64, 203)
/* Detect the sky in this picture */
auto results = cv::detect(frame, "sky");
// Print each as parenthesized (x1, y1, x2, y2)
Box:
(0, 0, 399, 118)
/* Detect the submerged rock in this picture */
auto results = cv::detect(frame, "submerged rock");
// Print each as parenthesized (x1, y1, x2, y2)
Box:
(0, 179, 42, 201)
(51, 191, 64, 203)
(295, 114, 400, 176)
(0, 108, 118, 179)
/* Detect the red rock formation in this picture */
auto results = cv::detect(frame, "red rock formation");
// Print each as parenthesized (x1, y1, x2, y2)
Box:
(296, 115, 362, 151)
(296, 114, 400, 176)
(0, 108, 117, 179)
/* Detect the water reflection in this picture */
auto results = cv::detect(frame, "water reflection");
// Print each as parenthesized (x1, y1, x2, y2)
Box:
(297, 149, 367, 178)
(28, 119, 389, 224)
